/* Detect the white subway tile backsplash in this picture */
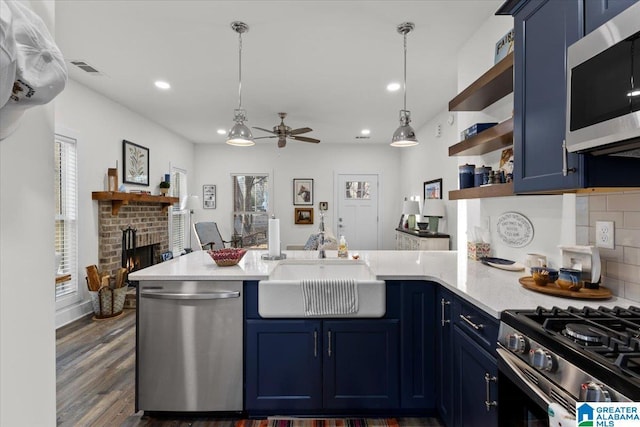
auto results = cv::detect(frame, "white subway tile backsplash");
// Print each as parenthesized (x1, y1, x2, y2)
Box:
(589, 211, 624, 227)
(624, 212, 640, 229)
(606, 261, 640, 284)
(579, 192, 640, 302)
(576, 196, 588, 226)
(617, 228, 640, 249)
(589, 195, 607, 211)
(607, 193, 640, 211)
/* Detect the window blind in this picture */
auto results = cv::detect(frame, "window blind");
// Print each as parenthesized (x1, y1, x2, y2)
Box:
(171, 168, 188, 254)
(54, 134, 78, 300)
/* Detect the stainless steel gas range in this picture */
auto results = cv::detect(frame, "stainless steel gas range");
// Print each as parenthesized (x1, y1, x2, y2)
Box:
(496, 306, 640, 426)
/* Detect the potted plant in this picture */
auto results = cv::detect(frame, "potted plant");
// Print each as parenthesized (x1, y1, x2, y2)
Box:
(159, 181, 170, 195)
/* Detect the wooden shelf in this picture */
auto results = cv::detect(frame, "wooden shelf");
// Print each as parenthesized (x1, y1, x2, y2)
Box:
(449, 182, 513, 200)
(448, 52, 514, 111)
(92, 191, 179, 215)
(449, 118, 513, 156)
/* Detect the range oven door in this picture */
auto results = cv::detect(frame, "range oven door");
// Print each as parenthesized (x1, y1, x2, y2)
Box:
(497, 347, 576, 427)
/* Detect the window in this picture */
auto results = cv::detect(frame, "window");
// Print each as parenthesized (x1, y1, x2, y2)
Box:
(54, 133, 78, 304)
(171, 168, 188, 254)
(232, 174, 269, 248)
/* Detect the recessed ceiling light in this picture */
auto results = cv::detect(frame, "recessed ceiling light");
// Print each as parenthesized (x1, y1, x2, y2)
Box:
(361, 129, 371, 135)
(154, 80, 171, 90)
(387, 82, 401, 92)
(217, 129, 227, 135)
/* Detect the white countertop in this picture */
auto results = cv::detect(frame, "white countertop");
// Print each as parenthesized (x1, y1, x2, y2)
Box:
(128, 249, 636, 318)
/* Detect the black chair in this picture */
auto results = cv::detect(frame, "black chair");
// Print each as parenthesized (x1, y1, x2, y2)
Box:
(193, 222, 231, 250)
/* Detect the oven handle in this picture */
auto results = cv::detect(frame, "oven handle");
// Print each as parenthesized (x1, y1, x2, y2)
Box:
(496, 347, 552, 408)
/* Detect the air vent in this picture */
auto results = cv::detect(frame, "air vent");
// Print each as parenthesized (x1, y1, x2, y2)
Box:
(70, 60, 102, 74)
(549, 389, 575, 415)
(355, 136, 370, 139)
(521, 367, 539, 385)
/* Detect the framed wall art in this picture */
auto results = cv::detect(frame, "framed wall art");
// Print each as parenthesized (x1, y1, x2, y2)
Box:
(293, 178, 313, 205)
(123, 140, 149, 186)
(424, 178, 443, 200)
(203, 184, 216, 209)
(294, 207, 314, 225)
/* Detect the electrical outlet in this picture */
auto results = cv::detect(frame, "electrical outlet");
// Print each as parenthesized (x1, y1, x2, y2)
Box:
(596, 221, 614, 249)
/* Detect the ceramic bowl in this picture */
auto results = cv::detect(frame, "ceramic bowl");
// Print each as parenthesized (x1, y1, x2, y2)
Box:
(531, 266, 558, 286)
(416, 222, 429, 231)
(557, 268, 582, 291)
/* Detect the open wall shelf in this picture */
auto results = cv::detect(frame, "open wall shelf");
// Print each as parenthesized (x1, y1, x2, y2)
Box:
(449, 118, 513, 156)
(448, 182, 513, 200)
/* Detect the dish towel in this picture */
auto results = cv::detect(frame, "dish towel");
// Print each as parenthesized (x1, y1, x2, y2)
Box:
(301, 279, 358, 316)
(548, 402, 575, 427)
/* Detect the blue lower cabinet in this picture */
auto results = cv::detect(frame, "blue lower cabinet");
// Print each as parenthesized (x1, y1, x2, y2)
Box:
(436, 288, 455, 427)
(453, 325, 498, 427)
(323, 320, 400, 410)
(245, 320, 322, 411)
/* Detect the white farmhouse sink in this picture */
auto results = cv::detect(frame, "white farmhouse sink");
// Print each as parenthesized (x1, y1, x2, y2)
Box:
(258, 259, 385, 318)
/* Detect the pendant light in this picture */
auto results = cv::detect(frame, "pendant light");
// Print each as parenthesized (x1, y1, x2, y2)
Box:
(390, 22, 418, 147)
(226, 21, 255, 146)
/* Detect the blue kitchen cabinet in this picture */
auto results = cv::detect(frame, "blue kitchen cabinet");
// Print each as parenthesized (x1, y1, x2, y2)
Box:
(436, 287, 454, 427)
(399, 281, 436, 410)
(323, 320, 400, 410)
(511, 0, 584, 193)
(499, 0, 640, 193)
(584, 0, 639, 34)
(245, 319, 322, 412)
(453, 325, 499, 427)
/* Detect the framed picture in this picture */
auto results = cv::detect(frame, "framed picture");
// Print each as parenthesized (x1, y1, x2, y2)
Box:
(424, 178, 443, 200)
(293, 178, 313, 205)
(203, 185, 216, 209)
(122, 140, 149, 186)
(294, 207, 314, 225)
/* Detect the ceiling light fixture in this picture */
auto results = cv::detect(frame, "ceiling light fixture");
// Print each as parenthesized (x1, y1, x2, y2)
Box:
(390, 22, 418, 147)
(387, 82, 401, 92)
(154, 80, 171, 90)
(226, 21, 255, 147)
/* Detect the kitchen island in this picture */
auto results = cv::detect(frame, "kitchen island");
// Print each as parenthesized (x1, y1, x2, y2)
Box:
(129, 249, 634, 318)
(129, 250, 636, 421)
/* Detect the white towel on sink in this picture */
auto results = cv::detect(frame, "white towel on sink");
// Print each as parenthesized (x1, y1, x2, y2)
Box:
(301, 279, 358, 316)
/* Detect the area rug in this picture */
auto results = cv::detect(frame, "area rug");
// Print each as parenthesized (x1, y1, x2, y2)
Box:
(235, 419, 399, 427)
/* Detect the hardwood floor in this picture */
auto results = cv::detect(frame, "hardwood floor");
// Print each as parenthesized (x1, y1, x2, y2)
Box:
(56, 309, 443, 427)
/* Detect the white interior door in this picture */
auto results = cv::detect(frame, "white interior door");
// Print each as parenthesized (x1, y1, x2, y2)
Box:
(336, 174, 379, 250)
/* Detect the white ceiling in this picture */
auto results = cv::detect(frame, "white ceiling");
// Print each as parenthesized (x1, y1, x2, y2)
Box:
(55, 0, 502, 146)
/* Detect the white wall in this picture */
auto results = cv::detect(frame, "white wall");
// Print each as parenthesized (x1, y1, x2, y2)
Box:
(192, 142, 401, 250)
(54, 80, 196, 326)
(452, 15, 573, 267)
(0, 3, 57, 426)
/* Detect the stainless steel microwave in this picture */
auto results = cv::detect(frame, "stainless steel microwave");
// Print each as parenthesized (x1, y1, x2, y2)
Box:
(566, 2, 640, 157)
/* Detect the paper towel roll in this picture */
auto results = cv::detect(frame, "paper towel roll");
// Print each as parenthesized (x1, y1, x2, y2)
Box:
(548, 402, 574, 426)
(268, 218, 280, 257)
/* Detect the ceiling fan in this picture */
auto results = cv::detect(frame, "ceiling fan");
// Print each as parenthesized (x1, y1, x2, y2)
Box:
(253, 112, 320, 148)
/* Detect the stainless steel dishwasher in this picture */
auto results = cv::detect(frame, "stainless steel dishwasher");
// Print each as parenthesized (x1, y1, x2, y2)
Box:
(137, 280, 242, 412)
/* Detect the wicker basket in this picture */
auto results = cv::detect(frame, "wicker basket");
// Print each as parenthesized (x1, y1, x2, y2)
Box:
(89, 286, 129, 319)
(207, 248, 247, 267)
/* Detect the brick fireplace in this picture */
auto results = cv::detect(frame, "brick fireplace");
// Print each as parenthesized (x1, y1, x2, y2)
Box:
(97, 201, 171, 278)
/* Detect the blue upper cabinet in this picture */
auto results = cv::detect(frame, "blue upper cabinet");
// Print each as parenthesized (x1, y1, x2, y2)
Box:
(585, 0, 639, 34)
(512, 0, 584, 193)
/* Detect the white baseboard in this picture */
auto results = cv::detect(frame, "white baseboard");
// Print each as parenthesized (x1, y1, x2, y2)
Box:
(55, 300, 93, 329)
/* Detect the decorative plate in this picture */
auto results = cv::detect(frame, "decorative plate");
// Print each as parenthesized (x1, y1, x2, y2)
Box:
(496, 212, 534, 248)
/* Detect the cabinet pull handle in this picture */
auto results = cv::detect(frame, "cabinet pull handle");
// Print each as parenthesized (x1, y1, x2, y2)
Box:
(327, 330, 332, 357)
(441, 298, 451, 327)
(562, 139, 576, 176)
(485, 373, 498, 411)
(313, 330, 318, 358)
(459, 314, 483, 330)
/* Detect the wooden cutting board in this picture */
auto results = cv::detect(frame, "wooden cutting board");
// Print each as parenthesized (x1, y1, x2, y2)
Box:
(519, 276, 612, 300)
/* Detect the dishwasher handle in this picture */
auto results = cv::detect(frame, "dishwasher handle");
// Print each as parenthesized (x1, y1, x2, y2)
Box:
(141, 290, 240, 300)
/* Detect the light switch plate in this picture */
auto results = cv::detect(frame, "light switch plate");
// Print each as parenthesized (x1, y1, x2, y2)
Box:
(595, 221, 614, 249)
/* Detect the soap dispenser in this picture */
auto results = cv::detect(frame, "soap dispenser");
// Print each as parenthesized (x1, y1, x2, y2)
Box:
(338, 235, 349, 258)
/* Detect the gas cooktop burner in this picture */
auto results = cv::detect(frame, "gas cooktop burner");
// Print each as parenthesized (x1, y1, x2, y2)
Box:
(564, 323, 606, 344)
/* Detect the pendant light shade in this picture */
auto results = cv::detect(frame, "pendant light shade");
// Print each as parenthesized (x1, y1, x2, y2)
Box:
(391, 22, 418, 147)
(226, 21, 254, 147)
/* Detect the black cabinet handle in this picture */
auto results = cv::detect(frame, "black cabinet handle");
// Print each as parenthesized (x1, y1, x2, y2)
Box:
(441, 298, 451, 327)
(327, 330, 332, 357)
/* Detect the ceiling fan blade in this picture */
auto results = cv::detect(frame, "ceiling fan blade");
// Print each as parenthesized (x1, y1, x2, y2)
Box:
(277, 138, 287, 148)
(252, 127, 277, 134)
(253, 136, 277, 139)
(291, 135, 320, 143)
(289, 127, 313, 135)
